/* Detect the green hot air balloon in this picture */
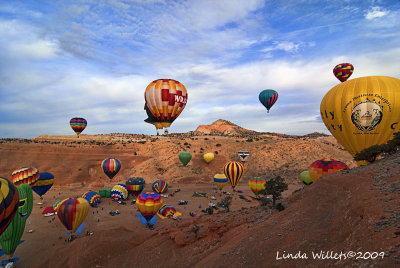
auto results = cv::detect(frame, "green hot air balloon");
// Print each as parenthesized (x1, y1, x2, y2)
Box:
(179, 152, 192, 166)
(0, 184, 33, 257)
(299, 170, 313, 186)
(259, 89, 278, 113)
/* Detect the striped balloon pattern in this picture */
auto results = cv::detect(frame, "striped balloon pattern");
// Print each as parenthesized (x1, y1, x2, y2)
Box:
(111, 184, 128, 200)
(11, 167, 40, 186)
(309, 158, 349, 183)
(70, 117, 87, 135)
(136, 192, 163, 222)
(223, 161, 244, 190)
(31, 172, 54, 197)
(0, 177, 19, 236)
(157, 205, 181, 219)
(126, 177, 145, 196)
(333, 63, 354, 82)
(82, 191, 101, 207)
(259, 89, 278, 113)
(53, 199, 65, 212)
(213, 173, 228, 190)
(144, 79, 188, 130)
(152, 179, 168, 194)
(248, 177, 266, 196)
(101, 158, 121, 180)
(57, 198, 89, 234)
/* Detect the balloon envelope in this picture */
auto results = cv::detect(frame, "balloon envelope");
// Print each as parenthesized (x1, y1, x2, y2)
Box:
(101, 158, 121, 180)
(57, 198, 89, 234)
(157, 205, 181, 219)
(82, 191, 101, 207)
(308, 159, 349, 183)
(111, 184, 128, 200)
(179, 152, 192, 166)
(321, 76, 400, 165)
(248, 177, 266, 196)
(31, 172, 54, 197)
(213, 173, 228, 190)
(203, 153, 214, 164)
(126, 177, 145, 196)
(238, 150, 250, 162)
(136, 192, 163, 222)
(0, 178, 19, 236)
(259, 89, 278, 113)
(333, 63, 354, 82)
(11, 167, 40, 186)
(299, 170, 312, 186)
(70, 117, 87, 135)
(223, 161, 244, 189)
(152, 180, 168, 194)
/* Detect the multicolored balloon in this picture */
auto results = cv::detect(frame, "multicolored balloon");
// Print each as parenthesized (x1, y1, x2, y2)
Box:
(248, 177, 266, 196)
(144, 79, 188, 130)
(31, 172, 54, 198)
(213, 173, 228, 190)
(299, 170, 312, 186)
(136, 192, 163, 225)
(259, 89, 278, 113)
(333, 63, 354, 82)
(101, 158, 121, 180)
(308, 159, 349, 183)
(223, 161, 244, 190)
(157, 205, 181, 219)
(203, 153, 214, 164)
(238, 150, 250, 163)
(152, 179, 168, 194)
(57, 198, 89, 235)
(53, 199, 65, 212)
(0, 177, 19, 236)
(111, 184, 128, 200)
(82, 191, 101, 207)
(0, 184, 33, 256)
(70, 117, 87, 136)
(11, 167, 40, 186)
(126, 177, 145, 196)
(179, 152, 192, 166)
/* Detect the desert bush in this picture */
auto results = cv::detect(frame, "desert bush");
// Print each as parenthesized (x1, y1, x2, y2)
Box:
(216, 144, 221, 147)
(204, 138, 208, 140)
(276, 203, 285, 211)
(246, 138, 253, 142)
(214, 151, 218, 155)
(354, 132, 400, 163)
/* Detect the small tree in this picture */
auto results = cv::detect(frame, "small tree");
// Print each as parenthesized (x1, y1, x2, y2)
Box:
(260, 176, 288, 207)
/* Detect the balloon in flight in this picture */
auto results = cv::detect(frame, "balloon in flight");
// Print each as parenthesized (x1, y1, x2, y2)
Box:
(0, 177, 19, 236)
(203, 153, 214, 164)
(11, 167, 40, 186)
(179, 152, 192, 166)
(70, 117, 87, 136)
(57, 198, 89, 235)
(223, 161, 244, 190)
(259, 89, 278, 113)
(101, 158, 121, 180)
(333, 63, 354, 82)
(31, 172, 54, 198)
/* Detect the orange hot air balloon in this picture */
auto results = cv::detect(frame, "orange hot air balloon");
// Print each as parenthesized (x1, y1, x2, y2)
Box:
(11, 167, 40, 186)
(308, 158, 349, 183)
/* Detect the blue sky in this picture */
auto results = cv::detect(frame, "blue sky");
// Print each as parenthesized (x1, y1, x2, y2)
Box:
(1, 0, 399, 138)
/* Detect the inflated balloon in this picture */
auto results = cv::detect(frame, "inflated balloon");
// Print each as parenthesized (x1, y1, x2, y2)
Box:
(0, 178, 19, 236)
(157, 205, 182, 219)
(11, 167, 40, 186)
(179, 152, 192, 166)
(152, 180, 168, 194)
(57, 198, 89, 235)
(299, 170, 312, 186)
(259, 89, 278, 113)
(70, 117, 87, 136)
(144, 79, 188, 130)
(31, 172, 54, 198)
(308, 159, 349, 183)
(321, 76, 400, 166)
(0, 184, 33, 256)
(238, 150, 250, 162)
(333, 63, 354, 82)
(101, 158, 121, 180)
(223, 161, 244, 190)
(53, 199, 67, 212)
(126, 177, 145, 196)
(82, 191, 101, 207)
(136, 192, 163, 225)
(213, 173, 228, 190)
(203, 153, 214, 164)
(248, 177, 266, 196)
(111, 184, 128, 200)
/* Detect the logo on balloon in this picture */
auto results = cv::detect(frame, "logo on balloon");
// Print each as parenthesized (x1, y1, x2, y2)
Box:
(174, 95, 187, 104)
(351, 99, 383, 131)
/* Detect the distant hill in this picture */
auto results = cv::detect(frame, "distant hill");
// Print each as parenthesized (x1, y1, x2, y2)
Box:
(194, 119, 256, 135)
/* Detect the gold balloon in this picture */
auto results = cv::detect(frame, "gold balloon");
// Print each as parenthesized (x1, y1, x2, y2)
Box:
(320, 76, 400, 166)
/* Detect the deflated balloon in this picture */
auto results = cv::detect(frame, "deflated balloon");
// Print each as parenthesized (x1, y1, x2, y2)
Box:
(82, 191, 101, 207)
(57, 198, 89, 235)
(111, 184, 128, 200)
(299, 170, 312, 186)
(213, 173, 228, 190)
(11, 167, 40, 186)
(203, 153, 214, 164)
(308, 158, 349, 183)
(333, 63, 354, 82)
(136, 192, 163, 223)
(31, 172, 54, 197)
(179, 152, 192, 166)
(224, 161, 244, 190)
(248, 177, 266, 196)
(259, 89, 278, 113)
(0, 178, 19, 236)
(320, 76, 400, 166)
(0, 184, 33, 255)
(157, 205, 182, 219)
(152, 180, 168, 194)
(70, 117, 87, 136)
(126, 177, 145, 197)
(101, 158, 121, 180)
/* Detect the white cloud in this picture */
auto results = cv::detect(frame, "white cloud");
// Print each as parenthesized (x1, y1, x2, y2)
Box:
(365, 6, 389, 20)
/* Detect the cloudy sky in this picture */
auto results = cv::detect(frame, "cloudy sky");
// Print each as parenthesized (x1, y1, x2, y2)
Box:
(1, 0, 399, 138)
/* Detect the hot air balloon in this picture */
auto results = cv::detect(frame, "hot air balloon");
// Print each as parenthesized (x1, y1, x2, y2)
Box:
(0, 184, 33, 257)
(224, 161, 244, 190)
(333, 63, 354, 82)
(213, 173, 228, 190)
(136, 192, 163, 229)
(31, 172, 54, 200)
(179, 152, 192, 166)
(70, 117, 87, 137)
(259, 89, 278, 113)
(248, 177, 266, 196)
(299, 170, 312, 186)
(203, 153, 214, 164)
(308, 158, 349, 183)
(157, 205, 182, 219)
(11, 167, 39, 186)
(57, 198, 89, 237)
(101, 158, 121, 180)
(320, 76, 400, 166)
(82, 191, 101, 207)
(152, 180, 168, 194)
(111, 184, 128, 200)
(144, 79, 188, 134)
(53, 199, 65, 212)
(0, 178, 19, 236)
(238, 150, 250, 163)
(126, 177, 145, 197)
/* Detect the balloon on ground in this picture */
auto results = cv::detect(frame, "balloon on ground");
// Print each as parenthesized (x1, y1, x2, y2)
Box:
(157, 205, 182, 219)
(152, 180, 168, 194)
(213, 173, 228, 190)
(136, 192, 163, 227)
(308, 159, 349, 183)
(248, 177, 266, 196)
(57, 198, 89, 235)
(111, 184, 128, 200)
(82, 191, 101, 207)
(299, 170, 312, 186)
(126, 177, 145, 197)
(0, 178, 19, 236)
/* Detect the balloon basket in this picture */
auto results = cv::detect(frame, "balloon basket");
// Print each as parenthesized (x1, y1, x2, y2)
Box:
(37, 202, 44, 205)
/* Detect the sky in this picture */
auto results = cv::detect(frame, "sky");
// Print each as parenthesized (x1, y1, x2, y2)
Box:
(0, 0, 399, 138)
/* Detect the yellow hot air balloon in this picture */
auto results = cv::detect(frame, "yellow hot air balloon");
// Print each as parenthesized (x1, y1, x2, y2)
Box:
(203, 153, 215, 164)
(320, 76, 400, 166)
